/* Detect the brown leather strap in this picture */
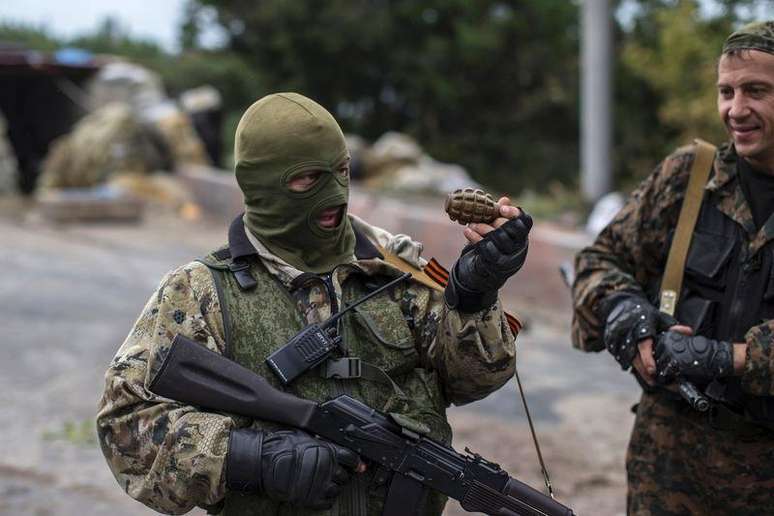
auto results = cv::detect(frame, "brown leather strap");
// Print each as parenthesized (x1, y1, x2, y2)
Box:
(378, 245, 445, 292)
(659, 139, 717, 316)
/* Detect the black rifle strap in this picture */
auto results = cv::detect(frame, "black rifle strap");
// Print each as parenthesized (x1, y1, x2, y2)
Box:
(382, 473, 426, 516)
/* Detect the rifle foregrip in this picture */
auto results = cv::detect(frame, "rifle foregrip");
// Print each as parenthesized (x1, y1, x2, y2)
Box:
(503, 477, 574, 516)
(460, 477, 572, 516)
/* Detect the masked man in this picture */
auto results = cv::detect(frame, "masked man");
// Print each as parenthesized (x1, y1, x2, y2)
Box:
(97, 92, 531, 515)
(572, 22, 774, 515)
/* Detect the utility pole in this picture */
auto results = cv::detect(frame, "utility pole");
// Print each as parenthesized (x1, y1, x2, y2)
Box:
(581, 0, 613, 202)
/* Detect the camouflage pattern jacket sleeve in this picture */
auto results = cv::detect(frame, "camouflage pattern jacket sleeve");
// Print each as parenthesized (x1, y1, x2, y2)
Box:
(424, 298, 516, 406)
(743, 321, 774, 396)
(97, 261, 232, 514)
(571, 144, 697, 352)
(395, 279, 516, 406)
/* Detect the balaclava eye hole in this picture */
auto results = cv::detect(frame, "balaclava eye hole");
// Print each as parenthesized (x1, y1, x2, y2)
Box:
(284, 169, 326, 193)
(281, 149, 350, 197)
(333, 160, 351, 185)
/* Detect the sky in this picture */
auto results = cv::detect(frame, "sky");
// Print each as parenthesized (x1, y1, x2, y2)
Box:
(0, 0, 188, 51)
(2, 0, 773, 53)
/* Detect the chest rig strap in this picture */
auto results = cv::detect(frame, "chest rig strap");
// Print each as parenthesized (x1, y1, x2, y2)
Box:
(320, 357, 408, 399)
(226, 215, 258, 291)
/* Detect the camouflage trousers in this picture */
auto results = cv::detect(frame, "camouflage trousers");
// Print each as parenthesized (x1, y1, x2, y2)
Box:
(626, 391, 774, 515)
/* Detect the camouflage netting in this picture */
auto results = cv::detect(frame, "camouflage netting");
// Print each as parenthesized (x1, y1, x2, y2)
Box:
(357, 132, 480, 194)
(38, 103, 168, 189)
(89, 61, 167, 114)
(152, 107, 210, 166)
(89, 61, 210, 169)
(0, 110, 18, 195)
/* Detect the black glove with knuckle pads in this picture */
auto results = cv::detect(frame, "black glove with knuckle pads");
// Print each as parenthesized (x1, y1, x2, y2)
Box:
(445, 211, 532, 313)
(226, 428, 359, 509)
(602, 293, 677, 370)
(654, 332, 734, 384)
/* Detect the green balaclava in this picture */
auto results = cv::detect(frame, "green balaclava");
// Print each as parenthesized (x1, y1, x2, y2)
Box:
(234, 93, 355, 273)
(723, 20, 774, 56)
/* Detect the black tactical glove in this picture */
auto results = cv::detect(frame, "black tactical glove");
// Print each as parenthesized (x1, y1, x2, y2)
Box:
(226, 428, 360, 509)
(602, 294, 677, 370)
(654, 331, 734, 384)
(445, 210, 532, 312)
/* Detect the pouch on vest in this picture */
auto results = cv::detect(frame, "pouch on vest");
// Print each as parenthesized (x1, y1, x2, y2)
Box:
(678, 230, 736, 335)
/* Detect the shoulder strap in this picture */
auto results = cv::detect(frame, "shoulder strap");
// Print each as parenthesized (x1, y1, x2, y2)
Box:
(378, 245, 522, 335)
(196, 259, 234, 359)
(659, 139, 717, 316)
(227, 215, 258, 291)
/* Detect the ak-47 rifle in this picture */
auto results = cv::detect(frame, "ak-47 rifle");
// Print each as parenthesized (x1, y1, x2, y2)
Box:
(149, 334, 574, 516)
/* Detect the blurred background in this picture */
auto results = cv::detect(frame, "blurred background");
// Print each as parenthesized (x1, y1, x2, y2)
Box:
(1, 1, 772, 515)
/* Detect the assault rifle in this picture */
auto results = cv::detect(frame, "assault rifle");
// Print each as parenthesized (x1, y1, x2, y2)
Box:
(150, 334, 574, 516)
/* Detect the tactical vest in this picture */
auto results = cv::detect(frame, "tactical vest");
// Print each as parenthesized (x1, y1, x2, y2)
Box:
(200, 218, 452, 516)
(671, 189, 774, 426)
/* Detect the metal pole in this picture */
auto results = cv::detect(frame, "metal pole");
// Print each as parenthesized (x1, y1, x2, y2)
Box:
(581, 0, 612, 202)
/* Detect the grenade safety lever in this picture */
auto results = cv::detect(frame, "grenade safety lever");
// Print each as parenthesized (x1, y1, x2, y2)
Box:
(266, 272, 411, 385)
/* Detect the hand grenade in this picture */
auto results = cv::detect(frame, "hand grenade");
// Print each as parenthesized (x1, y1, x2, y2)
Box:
(444, 188, 499, 225)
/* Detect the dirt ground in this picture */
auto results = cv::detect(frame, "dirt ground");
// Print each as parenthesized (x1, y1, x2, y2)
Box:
(0, 197, 639, 516)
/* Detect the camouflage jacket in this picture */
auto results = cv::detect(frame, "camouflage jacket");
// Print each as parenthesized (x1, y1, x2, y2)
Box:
(572, 141, 774, 397)
(97, 217, 516, 514)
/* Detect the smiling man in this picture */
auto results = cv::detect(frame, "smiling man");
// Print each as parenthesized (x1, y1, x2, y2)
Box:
(571, 21, 774, 515)
(97, 92, 531, 515)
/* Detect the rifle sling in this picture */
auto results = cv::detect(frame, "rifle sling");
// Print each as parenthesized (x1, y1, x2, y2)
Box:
(659, 139, 717, 316)
(657, 140, 716, 413)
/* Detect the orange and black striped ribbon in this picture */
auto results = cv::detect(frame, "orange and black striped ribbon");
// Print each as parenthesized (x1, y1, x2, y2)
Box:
(425, 258, 522, 336)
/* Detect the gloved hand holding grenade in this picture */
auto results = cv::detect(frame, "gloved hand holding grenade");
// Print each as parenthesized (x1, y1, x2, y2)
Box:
(444, 188, 532, 313)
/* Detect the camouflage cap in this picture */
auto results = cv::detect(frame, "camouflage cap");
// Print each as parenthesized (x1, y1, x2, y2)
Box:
(722, 21, 774, 55)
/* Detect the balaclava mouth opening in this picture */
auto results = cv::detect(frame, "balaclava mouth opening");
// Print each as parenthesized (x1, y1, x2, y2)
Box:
(234, 92, 355, 273)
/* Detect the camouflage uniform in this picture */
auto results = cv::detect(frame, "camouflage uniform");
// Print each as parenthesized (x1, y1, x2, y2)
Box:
(97, 214, 516, 515)
(572, 142, 774, 515)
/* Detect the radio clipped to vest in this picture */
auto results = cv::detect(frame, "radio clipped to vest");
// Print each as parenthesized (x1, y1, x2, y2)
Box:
(266, 272, 411, 385)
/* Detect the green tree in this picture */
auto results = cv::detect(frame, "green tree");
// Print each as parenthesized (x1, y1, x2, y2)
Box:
(187, 0, 581, 193)
(623, 1, 730, 145)
(69, 17, 166, 61)
(0, 22, 60, 51)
